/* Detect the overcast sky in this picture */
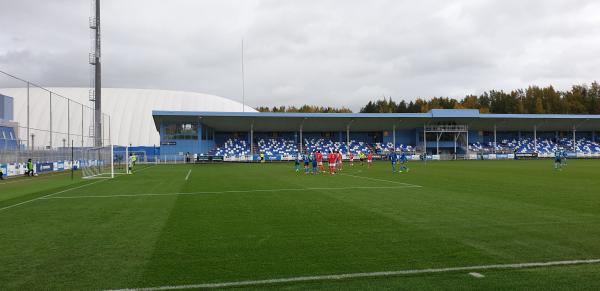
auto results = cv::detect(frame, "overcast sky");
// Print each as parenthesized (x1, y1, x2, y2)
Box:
(1, 0, 599, 110)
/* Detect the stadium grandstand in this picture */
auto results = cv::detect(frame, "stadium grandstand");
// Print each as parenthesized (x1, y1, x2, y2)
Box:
(153, 109, 600, 162)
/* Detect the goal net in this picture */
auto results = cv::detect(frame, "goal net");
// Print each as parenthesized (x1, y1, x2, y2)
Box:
(81, 146, 118, 179)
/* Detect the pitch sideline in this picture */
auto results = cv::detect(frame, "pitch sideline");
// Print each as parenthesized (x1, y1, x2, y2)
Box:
(106, 258, 600, 290)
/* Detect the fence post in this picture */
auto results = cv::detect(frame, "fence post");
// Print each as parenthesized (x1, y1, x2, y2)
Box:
(81, 104, 84, 147)
(49, 91, 53, 148)
(67, 100, 70, 148)
(26, 82, 30, 149)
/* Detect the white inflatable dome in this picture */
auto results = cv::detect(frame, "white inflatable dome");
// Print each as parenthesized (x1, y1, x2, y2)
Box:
(0, 88, 256, 146)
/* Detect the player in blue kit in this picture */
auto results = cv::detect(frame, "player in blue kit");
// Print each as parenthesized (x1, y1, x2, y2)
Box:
(304, 153, 311, 174)
(399, 152, 409, 172)
(561, 149, 568, 166)
(311, 153, 318, 174)
(554, 150, 562, 171)
(389, 150, 398, 173)
(294, 155, 301, 172)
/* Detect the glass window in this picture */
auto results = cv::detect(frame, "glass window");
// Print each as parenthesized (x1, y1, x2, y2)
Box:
(164, 122, 198, 140)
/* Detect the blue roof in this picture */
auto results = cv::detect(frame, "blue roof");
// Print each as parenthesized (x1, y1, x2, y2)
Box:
(153, 109, 600, 120)
(430, 109, 480, 118)
(152, 110, 431, 118)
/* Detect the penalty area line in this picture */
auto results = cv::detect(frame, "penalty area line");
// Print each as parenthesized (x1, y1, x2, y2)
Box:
(0, 179, 107, 212)
(0, 165, 157, 212)
(340, 173, 422, 187)
(41, 185, 421, 199)
(184, 169, 192, 181)
(106, 258, 600, 291)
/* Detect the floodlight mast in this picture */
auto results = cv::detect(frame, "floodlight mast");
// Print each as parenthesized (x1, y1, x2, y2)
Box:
(90, 0, 102, 146)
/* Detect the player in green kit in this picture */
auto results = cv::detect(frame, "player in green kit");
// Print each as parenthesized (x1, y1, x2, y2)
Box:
(129, 153, 137, 173)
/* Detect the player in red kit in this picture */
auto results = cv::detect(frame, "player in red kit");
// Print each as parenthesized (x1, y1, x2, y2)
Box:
(349, 152, 354, 166)
(367, 151, 373, 168)
(328, 151, 337, 174)
(316, 150, 324, 174)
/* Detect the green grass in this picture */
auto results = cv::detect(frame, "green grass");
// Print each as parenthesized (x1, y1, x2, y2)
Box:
(1, 160, 600, 290)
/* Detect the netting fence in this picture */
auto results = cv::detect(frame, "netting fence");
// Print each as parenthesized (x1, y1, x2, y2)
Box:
(0, 70, 111, 175)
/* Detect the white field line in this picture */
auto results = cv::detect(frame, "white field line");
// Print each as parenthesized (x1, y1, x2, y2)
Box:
(340, 173, 422, 187)
(184, 169, 192, 181)
(468, 272, 485, 278)
(0, 179, 107, 212)
(131, 165, 157, 173)
(41, 185, 420, 199)
(0, 165, 157, 212)
(106, 258, 600, 291)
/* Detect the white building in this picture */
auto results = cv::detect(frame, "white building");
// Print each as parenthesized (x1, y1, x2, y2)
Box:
(0, 87, 255, 147)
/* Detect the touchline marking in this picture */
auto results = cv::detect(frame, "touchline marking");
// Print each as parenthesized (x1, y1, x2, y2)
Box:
(340, 173, 422, 187)
(41, 185, 420, 199)
(0, 165, 157, 212)
(184, 169, 192, 181)
(0, 179, 106, 212)
(106, 258, 600, 291)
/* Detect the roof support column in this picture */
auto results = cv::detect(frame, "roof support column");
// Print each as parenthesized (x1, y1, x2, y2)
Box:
(346, 124, 350, 156)
(436, 132, 441, 155)
(466, 126, 469, 157)
(534, 125, 537, 154)
(454, 133, 458, 157)
(493, 124, 497, 154)
(299, 123, 303, 154)
(573, 126, 576, 151)
(198, 122, 203, 156)
(250, 122, 254, 161)
(423, 124, 427, 155)
(392, 124, 396, 151)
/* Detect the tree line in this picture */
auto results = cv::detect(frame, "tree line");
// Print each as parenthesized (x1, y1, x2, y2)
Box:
(256, 82, 600, 114)
(256, 105, 352, 113)
(361, 82, 600, 114)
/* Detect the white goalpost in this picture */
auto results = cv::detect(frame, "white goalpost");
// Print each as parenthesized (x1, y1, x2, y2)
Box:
(81, 145, 135, 179)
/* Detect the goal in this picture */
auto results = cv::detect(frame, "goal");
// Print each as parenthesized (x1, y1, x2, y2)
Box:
(81, 146, 121, 179)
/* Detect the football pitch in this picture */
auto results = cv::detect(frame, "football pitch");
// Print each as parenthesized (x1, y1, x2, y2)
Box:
(2, 160, 600, 290)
